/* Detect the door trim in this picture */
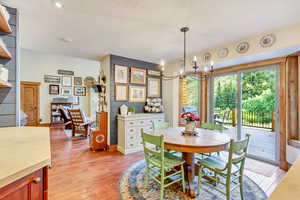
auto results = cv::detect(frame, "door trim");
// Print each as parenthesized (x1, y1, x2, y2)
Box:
(209, 58, 288, 170)
(20, 81, 41, 126)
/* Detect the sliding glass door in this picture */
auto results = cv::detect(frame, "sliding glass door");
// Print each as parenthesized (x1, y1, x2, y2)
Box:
(210, 65, 279, 164)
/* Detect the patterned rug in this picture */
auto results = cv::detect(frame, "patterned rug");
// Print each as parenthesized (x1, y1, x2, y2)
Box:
(119, 160, 267, 200)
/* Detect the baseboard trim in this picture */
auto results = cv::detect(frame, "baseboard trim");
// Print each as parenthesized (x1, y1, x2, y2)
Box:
(108, 144, 118, 152)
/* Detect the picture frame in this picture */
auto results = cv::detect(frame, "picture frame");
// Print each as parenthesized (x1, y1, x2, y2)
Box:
(62, 76, 72, 87)
(115, 84, 128, 101)
(74, 86, 86, 96)
(49, 84, 60, 95)
(44, 75, 60, 84)
(74, 77, 82, 85)
(61, 87, 72, 96)
(129, 86, 146, 102)
(115, 65, 128, 84)
(58, 69, 74, 76)
(148, 70, 161, 76)
(131, 67, 146, 84)
(147, 77, 161, 97)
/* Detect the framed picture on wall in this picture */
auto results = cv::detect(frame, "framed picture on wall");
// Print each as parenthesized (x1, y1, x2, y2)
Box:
(115, 65, 128, 84)
(74, 77, 82, 85)
(115, 84, 128, 101)
(62, 76, 72, 87)
(148, 70, 161, 76)
(147, 77, 161, 97)
(74, 86, 86, 96)
(49, 84, 60, 95)
(61, 87, 72, 96)
(131, 68, 146, 84)
(44, 75, 60, 84)
(129, 86, 146, 102)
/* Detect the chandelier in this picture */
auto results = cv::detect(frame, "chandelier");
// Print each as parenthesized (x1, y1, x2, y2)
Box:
(160, 27, 214, 80)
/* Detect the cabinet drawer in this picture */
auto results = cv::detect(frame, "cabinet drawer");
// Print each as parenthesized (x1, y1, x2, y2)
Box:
(154, 118, 164, 124)
(126, 120, 136, 127)
(137, 119, 147, 126)
(126, 135, 137, 149)
(126, 127, 136, 135)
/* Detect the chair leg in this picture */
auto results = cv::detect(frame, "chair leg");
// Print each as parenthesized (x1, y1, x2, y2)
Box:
(239, 174, 244, 200)
(197, 166, 204, 196)
(160, 170, 164, 200)
(226, 176, 231, 200)
(145, 163, 149, 189)
(181, 164, 186, 193)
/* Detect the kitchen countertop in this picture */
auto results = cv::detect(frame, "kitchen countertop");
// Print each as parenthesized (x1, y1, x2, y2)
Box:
(0, 127, 51, 188)
(269, 157, 300, 199)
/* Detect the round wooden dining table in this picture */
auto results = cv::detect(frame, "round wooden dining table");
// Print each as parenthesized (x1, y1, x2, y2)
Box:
(153, 127, 231, 198)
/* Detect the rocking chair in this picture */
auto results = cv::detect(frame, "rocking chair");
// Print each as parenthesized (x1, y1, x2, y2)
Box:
(68, 109, 94, 137)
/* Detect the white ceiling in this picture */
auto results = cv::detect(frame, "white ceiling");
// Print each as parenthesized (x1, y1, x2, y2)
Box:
(3, 0, 300, 63)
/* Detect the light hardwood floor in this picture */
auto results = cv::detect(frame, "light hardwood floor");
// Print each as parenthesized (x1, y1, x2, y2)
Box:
(48, 127, 285, 200)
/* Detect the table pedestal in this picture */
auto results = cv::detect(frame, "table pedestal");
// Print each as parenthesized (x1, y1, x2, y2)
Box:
(182, 152, 197, 198)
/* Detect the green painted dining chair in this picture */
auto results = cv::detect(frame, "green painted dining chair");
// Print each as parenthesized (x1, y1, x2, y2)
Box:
(197, 122, 224, 159)
(201, 122, 224, 132)
(141, 131, 185, 200)
(153, 121, 170, 131)
(196, 134, 250, 200)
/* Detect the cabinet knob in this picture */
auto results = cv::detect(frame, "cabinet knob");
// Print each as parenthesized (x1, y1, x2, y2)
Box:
(33, 177, 41, 184)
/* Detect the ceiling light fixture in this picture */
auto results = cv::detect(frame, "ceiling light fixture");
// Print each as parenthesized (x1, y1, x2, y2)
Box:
(60, 37, 73, 43)
(160, 27, 214, 80)
(54, 1, 63, 8)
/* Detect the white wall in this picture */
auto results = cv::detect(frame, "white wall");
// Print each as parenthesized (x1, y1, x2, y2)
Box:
(163, 22, 300, 164)
(20, 49, 101, 123)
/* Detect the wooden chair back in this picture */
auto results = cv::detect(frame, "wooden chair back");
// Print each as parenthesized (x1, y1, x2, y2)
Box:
(153, 122, 170, 131)
(227, 134, 250, 173)
(141, 131, 164, 166)
(201, 122, 223, 132)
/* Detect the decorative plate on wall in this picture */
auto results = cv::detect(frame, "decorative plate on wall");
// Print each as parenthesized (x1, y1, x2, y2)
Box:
(202, 52, 212, 63)
(260, 34, 276, 48)
(84, 76, 96, 86)
(217, 48, 229, 58)
(236, 42, 250, 54)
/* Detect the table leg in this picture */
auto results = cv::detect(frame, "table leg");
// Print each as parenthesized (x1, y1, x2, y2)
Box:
(182, 152, 197, 198)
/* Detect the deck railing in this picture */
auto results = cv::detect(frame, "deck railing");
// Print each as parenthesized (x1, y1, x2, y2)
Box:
(215, 109, 275, 131)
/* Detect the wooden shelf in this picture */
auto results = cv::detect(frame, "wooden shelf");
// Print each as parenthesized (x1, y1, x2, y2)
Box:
(0, 79, 12, 88)
(0, 6, 11, 34)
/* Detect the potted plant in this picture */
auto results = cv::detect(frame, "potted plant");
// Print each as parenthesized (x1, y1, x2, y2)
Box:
(128, 106, 136, 115)
(181, 112, 200, 133)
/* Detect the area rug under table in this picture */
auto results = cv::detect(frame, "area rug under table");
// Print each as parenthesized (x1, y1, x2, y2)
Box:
(119, 160, 267, 200)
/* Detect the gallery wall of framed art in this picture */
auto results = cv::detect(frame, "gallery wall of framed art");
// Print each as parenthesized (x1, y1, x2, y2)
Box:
(108, 54, 162, 145)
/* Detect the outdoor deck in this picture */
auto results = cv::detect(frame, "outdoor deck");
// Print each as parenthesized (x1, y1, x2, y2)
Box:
(223, 126, 276, 162)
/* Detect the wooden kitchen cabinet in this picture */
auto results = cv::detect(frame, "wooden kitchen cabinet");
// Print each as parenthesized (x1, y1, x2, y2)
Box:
(0, 167, 48, 200)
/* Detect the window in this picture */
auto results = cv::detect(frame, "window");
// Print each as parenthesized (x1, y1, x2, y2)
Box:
(179, 74, 200, 124)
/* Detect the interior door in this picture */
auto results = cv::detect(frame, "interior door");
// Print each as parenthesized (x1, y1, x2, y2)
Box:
(21, 82, 40, 126)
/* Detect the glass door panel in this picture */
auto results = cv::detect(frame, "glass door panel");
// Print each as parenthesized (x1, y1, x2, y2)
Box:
(180, 75, 200, 124)
(240, 68, 278, 163)
(212, 74, 238, 140)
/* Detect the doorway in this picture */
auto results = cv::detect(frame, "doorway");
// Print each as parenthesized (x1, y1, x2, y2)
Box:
(21, 81, 40, 126)
(210, 65, 279, 164)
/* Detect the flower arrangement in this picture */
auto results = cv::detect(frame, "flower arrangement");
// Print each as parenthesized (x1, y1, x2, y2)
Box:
(181, 112, 200, 123)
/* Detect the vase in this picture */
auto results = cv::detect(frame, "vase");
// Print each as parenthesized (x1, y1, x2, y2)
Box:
(185, 121, 196, 133)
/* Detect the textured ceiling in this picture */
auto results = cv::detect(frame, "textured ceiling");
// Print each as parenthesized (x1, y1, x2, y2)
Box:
(3, 0, 300, 62)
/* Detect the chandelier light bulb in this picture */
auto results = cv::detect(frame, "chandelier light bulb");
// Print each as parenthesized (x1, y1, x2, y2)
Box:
(204, 66, 209, 72)
(210, 60, 214, 66)
(162, 67, 165, 71)
(193, 56, 197, 62)
(160, 60, 165, 66)
(180, 69, 184, 75)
